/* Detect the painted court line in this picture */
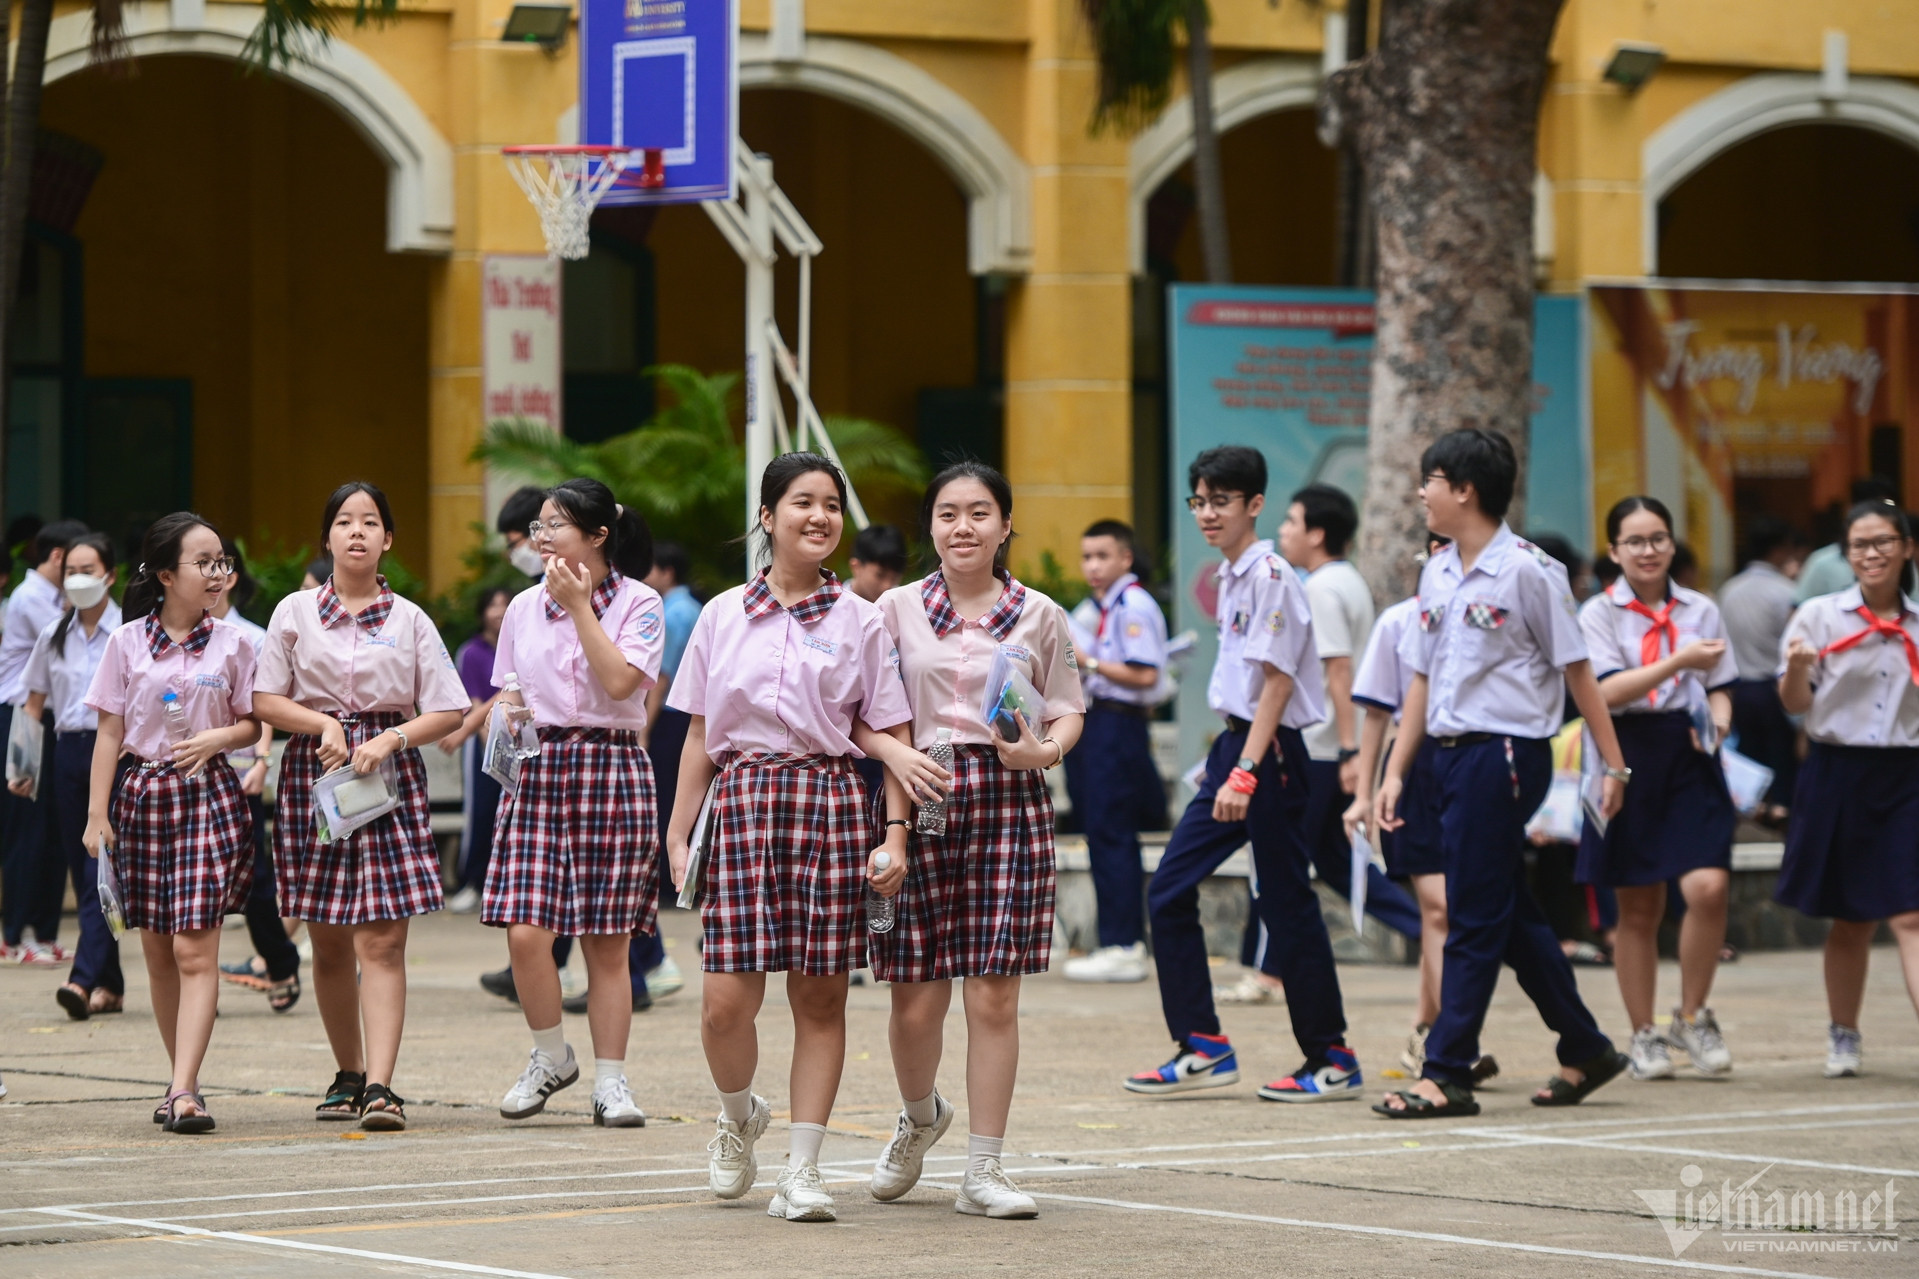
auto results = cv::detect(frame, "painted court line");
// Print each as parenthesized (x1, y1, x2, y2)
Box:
(914, 1182, 1850, 1279)
(31, 1207, 577, 1279)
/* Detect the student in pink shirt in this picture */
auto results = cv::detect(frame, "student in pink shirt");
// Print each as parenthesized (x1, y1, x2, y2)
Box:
(855, 461, 1085, 1220)
(486, 478, 665, 1130)
(252, 483, 468, 1131)
(663, 453, 916, 1223)
(83, 513, 262, 1134)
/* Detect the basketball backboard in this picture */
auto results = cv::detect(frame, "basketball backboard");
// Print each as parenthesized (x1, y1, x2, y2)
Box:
(579, 0, 738, 205)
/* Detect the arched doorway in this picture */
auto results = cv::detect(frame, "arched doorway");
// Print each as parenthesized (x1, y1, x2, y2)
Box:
(38, 55, 433, 560)
(1658, 124, 1919, 282)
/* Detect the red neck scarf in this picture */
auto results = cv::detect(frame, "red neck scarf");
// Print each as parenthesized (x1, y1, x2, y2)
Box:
(1624, 595, 1678, 706)
(1818, 604, 1919, 685)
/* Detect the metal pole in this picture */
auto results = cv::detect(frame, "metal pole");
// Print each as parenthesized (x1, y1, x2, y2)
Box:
(743, 150, 776, 555)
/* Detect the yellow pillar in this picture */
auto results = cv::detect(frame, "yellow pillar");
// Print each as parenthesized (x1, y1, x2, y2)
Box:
(428, 0, 571, 591)
(1003, 0, 1134, 579)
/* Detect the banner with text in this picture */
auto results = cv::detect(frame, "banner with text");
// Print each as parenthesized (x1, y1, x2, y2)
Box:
(482, 255, 563, 523)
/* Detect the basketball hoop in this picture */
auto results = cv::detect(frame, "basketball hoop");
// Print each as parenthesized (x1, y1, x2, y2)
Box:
(502, 145, 637, 260)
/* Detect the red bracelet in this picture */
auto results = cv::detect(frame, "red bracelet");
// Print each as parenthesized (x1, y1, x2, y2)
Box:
(1226, 767, 1259, 795)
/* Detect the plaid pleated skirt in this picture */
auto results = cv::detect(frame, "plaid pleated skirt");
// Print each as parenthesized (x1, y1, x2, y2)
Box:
(869, 745, 1056, 983)
(701, 752, 874, 976)
(110, 756, 254, 934)
(275, 711, 443, 925)
(484, 726, 659, 936)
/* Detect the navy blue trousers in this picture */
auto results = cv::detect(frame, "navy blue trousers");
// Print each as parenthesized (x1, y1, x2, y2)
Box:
(52, 732, 122, 993)
(1421, 735, 1611, 1087)
(1064, 703, 1165, 948)
(242, 792, 301, 982)
(1148, 726, 1346, 1063)
(1, 703, 64, 945)
(459, 734, 504, 893)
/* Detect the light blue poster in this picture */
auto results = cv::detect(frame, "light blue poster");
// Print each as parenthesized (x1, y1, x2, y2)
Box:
(1167, 285, 1588, 780)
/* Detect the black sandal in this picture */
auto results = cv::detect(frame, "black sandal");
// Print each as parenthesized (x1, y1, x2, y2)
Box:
(316, 1070, 365, 1121)
(358, 1082, 407, 1132)
(268, 975, 301, 1014)
(1372, 1080, 1480, 1118)
(1531, 1048, 1630, 1107)
(163, 1089, 215, 1134)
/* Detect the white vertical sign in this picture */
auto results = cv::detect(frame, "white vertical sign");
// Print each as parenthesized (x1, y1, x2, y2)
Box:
(482, 255, 562, 523)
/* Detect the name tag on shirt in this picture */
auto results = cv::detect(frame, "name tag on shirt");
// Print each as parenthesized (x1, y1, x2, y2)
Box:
(193, 674, 229, 690)
(365, 636, 398, 649)
(802, 634, 838, 656)
(1229, 611, 1250, 636)
(1000, 644, 1032, 661)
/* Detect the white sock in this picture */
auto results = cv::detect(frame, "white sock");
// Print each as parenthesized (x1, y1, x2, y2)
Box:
(788, 1121, 827, 1168)
(903, 1090, 939, 1127)
(594, 1059, 624, 1089)
(718, 1085, 755, 1124)
(531, 1023, 566, 1061)
(967, 1133, 1003, 1175)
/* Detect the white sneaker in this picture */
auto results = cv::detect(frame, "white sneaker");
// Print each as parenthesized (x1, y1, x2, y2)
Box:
(707, 1096, 771, 1199)
(870, 1093, 955, 1201)
(446, 886, 481, 915)
(646, 955, 684, 998)
(0, 1070, 7, 1098)
(1212, 973, 1281, 1005)
(1063, 943, 1148, 983)
(591, 1076, 646, 1128)
(558, 966, 586, 999)
(1667, 1007, 1732, 1075)
(1825, 1024, 1862, 1079)
(1628, 1026, 1674, 1081)
(500, 1046, 579, 1119)
(768, 1160, 837, 1222)
(956, 1158, 1038, 1219)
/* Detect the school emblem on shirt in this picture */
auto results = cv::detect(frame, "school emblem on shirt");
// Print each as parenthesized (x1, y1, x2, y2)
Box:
(1265, 608, 1285, 635)
(1464, 601, 1508, 630)
(1124, 621, 1142, 639)
(888, 645, 904, 682)
(1064, 640, 1078, 670)
(1265, 555, 1287, 580)
(1517, 540, 1558, 571)
(801, 634, 838, 656)
(635, 610, 663, 641)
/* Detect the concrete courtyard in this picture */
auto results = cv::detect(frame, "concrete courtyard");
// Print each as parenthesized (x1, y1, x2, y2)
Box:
(2, 908, 1913, 1278)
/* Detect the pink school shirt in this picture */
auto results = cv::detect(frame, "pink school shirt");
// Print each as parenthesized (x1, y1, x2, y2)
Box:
(255, 579, 468, 717)
(86, 613, 257, 761)
(491, 571, 665, 732)
(878, 570, 1085, 750)
(667, 570, 912, 760)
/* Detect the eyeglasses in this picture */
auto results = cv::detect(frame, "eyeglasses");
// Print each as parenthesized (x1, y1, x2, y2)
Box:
(527, 520, 575, 542)
(1419, 472, 1450, 490)
(1847, 534, 1905, 559)
(1185, 493, 1245, 513)
(1615, 533, 1673, 554)
(177, 557, 235, 580)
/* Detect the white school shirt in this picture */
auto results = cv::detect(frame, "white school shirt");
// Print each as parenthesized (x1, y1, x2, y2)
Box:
(1083, 573, 1168, 707)
(0, 571, 64, 704)
(1578, 577, 1739, 716)
(1302, 558, 1376, 760)
(1778, 586, 1919, 748)
(1352, 595, 1419, 722)
(1206, 539, 1326, 730)
(1717, 560, 1797, 682)
(21, 602, 123, 733)
(1398, 523, 1588, 740)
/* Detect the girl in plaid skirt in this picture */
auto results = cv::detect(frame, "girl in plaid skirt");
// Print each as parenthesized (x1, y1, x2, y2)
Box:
(486, 478, 665, 1130)
(664, 453, 915, 1223)
(83, 513, 263, 1134)
(856, 461, 1085, 1220)
(252, 483, 469, 1131)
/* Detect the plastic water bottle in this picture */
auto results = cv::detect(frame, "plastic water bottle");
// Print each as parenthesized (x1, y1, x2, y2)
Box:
(162, 690, 195, 783)
(866, 851, 896, 933)
(916, 727, 953, 835)
(500, 674, 541, 759)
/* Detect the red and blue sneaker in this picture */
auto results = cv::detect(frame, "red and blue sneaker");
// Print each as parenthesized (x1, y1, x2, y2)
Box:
(1257, 1043, 1363, 1102)
(1123, 1033, 1240, 1095)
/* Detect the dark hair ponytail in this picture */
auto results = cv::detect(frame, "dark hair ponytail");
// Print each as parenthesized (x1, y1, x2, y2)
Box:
(122, 512, 218, 620)
(1604, 494, 1676, 544)
(921, 460, 1015, 572)
(49, 532, 116, 656)
(547, 478, 652, 580)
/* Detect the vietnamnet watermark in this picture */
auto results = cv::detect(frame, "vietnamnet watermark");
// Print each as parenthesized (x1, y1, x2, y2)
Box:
(1636, 1163, 1900, 1256)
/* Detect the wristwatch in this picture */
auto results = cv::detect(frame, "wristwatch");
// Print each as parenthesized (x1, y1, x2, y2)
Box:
(1236, 756, 1258, 772)
(1604, 765, 1632, 784)
(1337, 747, 1360, 763)
(1083, 655, 1101, 675)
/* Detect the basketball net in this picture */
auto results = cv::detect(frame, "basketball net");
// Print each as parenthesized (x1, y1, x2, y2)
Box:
(502, 146, 636, 260)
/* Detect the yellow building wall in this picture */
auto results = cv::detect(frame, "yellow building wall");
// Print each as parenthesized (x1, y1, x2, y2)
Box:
(42, 55, 432, 562)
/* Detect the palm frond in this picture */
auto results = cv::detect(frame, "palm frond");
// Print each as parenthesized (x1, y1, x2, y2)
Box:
(817, 416, 929, 504)
(245, 0, 401, 71)
(472, 418, 605, 487)
(1080, 0, 1190, 132)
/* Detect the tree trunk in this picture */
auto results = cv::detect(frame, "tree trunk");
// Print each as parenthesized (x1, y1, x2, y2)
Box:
(1320, 0, 1564, 602)
(0, 0, 15, 521)
(1184, 0, 1231, 284)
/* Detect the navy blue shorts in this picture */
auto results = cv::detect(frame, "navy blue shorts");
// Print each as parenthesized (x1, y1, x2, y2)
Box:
(1382, 738, 1442, 878)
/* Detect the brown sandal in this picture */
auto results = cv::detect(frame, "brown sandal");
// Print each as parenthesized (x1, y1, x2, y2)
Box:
(56, 982, 90, 1021)
(88, 988, 124, 1015)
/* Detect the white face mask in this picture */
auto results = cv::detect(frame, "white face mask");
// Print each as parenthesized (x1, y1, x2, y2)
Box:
(509, 542, 546, 578)
(64, 574, 109, 609)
